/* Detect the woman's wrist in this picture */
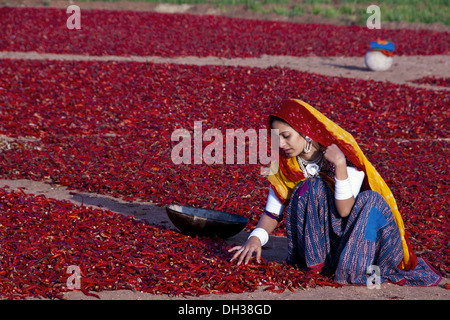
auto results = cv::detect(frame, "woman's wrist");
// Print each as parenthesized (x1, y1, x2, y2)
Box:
(333, 160, 348, 180)
(332, 156, 347, 168)
(248, 228, 269, 246)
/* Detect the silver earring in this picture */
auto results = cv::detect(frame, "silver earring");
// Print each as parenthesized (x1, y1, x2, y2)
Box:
(303, 136, 312, 153)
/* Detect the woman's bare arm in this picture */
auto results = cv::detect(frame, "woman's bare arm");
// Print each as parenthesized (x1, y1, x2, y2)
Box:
(324, 144, 355, 218)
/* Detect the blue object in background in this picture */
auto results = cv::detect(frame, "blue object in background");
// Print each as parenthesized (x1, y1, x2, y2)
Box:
(370, 40, 395, 52)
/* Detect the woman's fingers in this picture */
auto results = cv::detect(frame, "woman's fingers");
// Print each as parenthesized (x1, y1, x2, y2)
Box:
(229, 245, 250, 265)
(243, 248, 256, 265)
(228, 245, 261, 265)
(228, 236, 263, 265)
(255, 246, 262, 263)
(228, 246, 242, 253)
(245, 245, 261, 264)
(237, 247, 250, 265)
(228, 246, 243, 262)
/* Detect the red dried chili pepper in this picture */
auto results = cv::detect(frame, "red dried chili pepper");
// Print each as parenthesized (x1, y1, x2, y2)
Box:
(265, 285, 286, 294)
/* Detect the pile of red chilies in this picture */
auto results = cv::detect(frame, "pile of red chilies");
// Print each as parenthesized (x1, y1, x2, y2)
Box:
(0, 187, 338, 299)
(2, 7, 449, 57)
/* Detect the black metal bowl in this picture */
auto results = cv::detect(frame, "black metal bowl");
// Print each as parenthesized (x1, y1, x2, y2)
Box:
(166, 204, 248, 238)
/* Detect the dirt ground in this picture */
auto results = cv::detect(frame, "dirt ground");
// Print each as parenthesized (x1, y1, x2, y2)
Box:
(2, 51, 449, 92)
(0, 0, 449, 300)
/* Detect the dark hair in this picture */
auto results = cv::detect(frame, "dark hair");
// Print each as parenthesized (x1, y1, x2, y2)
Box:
(269, 115, 289, 127)
(270, 115, 307, 138)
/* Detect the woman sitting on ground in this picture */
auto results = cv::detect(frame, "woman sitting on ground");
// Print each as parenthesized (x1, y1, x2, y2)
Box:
(229, 98, 441, 286)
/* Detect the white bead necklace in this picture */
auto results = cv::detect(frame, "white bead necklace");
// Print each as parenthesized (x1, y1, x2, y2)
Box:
(297, 152, 324, 179)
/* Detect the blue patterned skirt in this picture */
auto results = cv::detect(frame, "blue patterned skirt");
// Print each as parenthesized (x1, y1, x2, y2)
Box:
(285, 177, 441, 286)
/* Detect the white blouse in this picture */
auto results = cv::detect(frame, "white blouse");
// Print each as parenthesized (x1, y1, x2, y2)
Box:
(265, 166, 365, 216)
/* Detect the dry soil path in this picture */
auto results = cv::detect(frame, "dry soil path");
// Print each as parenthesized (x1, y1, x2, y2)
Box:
(1, 51, 449, 91)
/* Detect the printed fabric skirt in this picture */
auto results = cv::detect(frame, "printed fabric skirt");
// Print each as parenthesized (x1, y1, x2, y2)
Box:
(285, 177, 442, 286)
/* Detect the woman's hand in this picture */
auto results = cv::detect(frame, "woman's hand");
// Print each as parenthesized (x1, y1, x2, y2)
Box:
(323, 144, 346, 167)
(228, 236, 262, 265)
(228, 211, 278, 265)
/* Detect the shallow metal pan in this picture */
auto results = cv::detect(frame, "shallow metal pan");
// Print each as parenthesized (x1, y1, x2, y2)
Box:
(166, 204, 248, 238)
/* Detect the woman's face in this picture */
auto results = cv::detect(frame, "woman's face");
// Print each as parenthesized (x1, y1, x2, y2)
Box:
(271, 120, 305, 158)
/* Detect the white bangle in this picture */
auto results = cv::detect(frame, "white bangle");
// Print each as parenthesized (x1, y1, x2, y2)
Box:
(334, 177, 353, 200)
(248, 228, 269, 246)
